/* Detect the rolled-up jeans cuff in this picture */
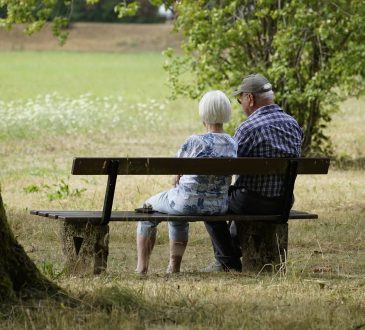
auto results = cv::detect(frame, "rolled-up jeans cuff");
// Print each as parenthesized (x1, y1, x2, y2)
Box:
(168, 221, 189, 241)
(137, 220, 159, 237)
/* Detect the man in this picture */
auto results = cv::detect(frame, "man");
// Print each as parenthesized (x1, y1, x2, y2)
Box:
(203, 73, 303, 272)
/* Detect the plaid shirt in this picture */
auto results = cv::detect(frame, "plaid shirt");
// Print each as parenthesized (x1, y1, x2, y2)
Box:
(234, 104, 303, 197)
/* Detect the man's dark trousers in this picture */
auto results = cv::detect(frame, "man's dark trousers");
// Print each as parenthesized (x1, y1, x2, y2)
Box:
(204, 187, 284, 271)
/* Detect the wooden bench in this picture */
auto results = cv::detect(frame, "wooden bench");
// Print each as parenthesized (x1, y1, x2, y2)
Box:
(30, 157, 330, 275)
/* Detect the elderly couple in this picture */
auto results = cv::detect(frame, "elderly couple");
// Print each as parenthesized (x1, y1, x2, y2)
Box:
(136, 73, 303, 274)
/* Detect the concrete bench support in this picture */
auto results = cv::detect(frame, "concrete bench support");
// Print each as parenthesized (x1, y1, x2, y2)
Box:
(237, 222, 288, 272)
(60, 222, 109, 275)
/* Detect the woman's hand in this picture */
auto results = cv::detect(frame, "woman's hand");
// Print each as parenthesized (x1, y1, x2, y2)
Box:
(172, 175, 181, 187)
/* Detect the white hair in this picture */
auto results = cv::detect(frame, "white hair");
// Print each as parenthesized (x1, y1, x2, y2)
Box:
(198, 90, 231, 124)
(254, 90, 274, 101)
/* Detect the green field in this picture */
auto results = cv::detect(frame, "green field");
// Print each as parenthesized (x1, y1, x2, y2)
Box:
(0, 51, 172, 100)
(0, 51, 364, 329)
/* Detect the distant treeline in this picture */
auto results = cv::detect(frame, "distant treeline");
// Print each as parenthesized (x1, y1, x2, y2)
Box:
(0, 0, 166, 23)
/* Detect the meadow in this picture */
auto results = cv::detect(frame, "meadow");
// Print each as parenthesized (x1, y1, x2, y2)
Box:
(0, 50, 364, 329)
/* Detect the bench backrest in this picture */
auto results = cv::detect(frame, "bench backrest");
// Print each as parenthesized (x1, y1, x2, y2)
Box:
(71, 157, 330, 225)
(72, 157, 330, 175)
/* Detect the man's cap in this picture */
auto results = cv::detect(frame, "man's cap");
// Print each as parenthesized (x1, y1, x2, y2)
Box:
(231, 73, 272, 96)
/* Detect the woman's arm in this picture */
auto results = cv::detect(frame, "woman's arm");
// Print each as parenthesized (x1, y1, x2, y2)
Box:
(172, 174, 182, 187)
(173, 135, 201, 187)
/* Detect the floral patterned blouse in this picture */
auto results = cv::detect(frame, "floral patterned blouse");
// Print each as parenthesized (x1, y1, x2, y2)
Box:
(167, 132, 237, 215)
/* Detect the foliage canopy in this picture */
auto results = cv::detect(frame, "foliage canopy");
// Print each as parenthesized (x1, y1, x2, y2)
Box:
(1, 0, 365, 154)
(160, 0, 365, 155)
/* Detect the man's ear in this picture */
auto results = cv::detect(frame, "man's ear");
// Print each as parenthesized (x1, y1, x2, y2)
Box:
(249, 94, 254, 107)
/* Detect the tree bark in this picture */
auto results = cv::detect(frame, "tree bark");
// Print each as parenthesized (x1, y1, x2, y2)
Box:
(0, 191, 63, 305)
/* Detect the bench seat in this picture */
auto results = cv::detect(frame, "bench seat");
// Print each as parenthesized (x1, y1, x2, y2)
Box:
(30, 209, 318, 224)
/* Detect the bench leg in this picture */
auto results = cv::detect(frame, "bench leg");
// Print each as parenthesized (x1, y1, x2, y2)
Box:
(236, 222, 288, 272)
(60, 222, 109, 275)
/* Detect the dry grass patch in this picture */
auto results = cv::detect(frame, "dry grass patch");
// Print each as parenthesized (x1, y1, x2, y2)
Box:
(2, 112, 365, 328)
(0, 23, 182, 53)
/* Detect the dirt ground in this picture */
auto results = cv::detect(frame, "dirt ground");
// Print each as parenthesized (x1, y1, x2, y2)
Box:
(0, 22, 182, 52)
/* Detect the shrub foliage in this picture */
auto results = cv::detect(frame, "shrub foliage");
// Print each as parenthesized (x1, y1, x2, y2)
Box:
(160, 0, 365, 155)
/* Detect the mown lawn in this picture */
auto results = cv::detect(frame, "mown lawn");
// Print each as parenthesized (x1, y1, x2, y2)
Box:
(0, 51, 364, 330)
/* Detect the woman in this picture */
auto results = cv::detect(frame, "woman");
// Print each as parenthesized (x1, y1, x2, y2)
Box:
(136, 90, 237, 274)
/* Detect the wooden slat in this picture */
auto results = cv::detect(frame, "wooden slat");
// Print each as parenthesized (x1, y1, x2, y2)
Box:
(296, 158, 331, 174)
(30, 209, 318, 225)
(71, 157, 330, 176)
(288, 210, 318, 219)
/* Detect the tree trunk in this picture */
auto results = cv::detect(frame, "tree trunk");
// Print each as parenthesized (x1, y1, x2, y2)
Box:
(0, 191, 63, 304)
(237, 222, 288, 273)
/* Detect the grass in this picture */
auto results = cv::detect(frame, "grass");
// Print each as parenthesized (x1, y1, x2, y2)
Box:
(0, 51, 172, 101)
(0, 50, 365, 329)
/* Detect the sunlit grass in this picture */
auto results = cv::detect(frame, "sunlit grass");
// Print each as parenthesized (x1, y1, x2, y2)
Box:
(327, 97, 365, 161)
(0, 51, 171, 102)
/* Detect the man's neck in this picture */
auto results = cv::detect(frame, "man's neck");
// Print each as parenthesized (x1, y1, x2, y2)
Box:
(249, 99, 274, 115)
(255, 99, 273, 109)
